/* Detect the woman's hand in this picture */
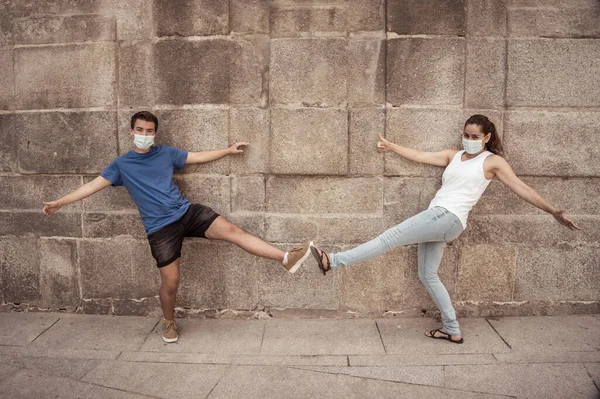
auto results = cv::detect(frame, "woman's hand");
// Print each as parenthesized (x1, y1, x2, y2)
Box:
(228, 141, 249, 155)
(552, 209, 581, 230)
(42, 200, 62, 217)
(377, 134, 391, 153)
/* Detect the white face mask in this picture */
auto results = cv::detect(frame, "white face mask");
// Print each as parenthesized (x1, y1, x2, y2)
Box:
(462, 138, 483, 155)
(133, 134, 154, 150)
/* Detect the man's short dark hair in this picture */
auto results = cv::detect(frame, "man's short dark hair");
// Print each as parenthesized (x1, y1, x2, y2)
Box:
(130, 111, 158, 131)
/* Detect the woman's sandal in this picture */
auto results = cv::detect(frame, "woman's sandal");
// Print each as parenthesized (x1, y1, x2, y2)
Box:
(310, 246, 331, 275)
(425, 328, 464, 344)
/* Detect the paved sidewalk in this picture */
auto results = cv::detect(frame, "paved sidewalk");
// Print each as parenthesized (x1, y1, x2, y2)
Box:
(0, 312, 598, 398)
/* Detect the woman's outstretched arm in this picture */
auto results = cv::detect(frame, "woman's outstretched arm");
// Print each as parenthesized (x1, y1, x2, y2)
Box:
(377, 134, 457, 167)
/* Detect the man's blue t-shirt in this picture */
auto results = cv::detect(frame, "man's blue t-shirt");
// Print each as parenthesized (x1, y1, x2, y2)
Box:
(100, 146, 190, 235)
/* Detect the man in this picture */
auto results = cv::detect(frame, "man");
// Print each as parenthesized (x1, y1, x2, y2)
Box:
(42, 111, 312, 343)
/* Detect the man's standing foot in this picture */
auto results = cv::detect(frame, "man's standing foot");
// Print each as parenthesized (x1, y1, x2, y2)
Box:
(162, 319, 178, 343)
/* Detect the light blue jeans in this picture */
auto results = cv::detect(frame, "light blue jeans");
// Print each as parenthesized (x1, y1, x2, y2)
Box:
(329, 207, 464, 335)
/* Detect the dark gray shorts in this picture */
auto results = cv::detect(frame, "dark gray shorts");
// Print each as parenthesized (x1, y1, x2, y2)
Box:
(147, 204, 219, 268)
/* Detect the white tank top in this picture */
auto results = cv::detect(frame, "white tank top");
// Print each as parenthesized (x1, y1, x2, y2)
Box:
(428, 150, 493, 229)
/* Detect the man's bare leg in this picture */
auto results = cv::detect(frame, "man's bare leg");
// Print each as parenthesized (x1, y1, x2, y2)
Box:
(159, 259, 180, 321)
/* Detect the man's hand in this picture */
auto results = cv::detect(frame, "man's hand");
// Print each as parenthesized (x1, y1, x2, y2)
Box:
(228, 141, 249, 154)
(42, 200, 62, 217)
(552, 209, 581, 231)
(377, 134, 391, 153)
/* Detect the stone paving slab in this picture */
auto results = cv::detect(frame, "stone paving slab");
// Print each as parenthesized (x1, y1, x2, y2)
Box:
(350, 353, 497, 366)
(0, 364, 19, 384)
(81, 360, 227, 399)
(494, 350, 600, 364)
(0, 368, 153, 399)
(297, 365, 444, 387)
(0, 345, 120, 360)
(584, 363, 600, 389)
(139, 319, 264, 354)
(260, 319, 385, 355)
(30, 314, 158, 351)
(376, 318, 509, 354)
(488, 315, 600, 351)
(207, 365, 511, 399)
(445, 363, 599, 399)
(0, 313, 59, 346)
(0, 353, 101, 379)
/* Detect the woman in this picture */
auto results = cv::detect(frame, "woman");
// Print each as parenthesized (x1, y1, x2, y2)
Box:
(310, 114, 580, 344)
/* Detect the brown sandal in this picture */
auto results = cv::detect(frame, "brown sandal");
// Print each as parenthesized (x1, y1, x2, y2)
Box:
(310, 246, 331, 275)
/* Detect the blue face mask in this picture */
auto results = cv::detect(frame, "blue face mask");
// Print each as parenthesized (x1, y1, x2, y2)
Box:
(133, 134, 154, 150)
(462, 138, 483, 154)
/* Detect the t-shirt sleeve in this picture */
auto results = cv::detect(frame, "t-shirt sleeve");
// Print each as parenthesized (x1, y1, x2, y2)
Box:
(100, 159, 123, 186)
(169, 147, 189, 170)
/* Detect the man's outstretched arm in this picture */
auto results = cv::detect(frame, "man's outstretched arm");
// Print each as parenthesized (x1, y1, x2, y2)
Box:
(42, 176, 113, 216)
(185, 142, 248, 164)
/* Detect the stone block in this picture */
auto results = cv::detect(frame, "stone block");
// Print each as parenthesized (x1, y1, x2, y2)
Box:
(465, 38, 506, 109)
(0, 212, 82, 237)
(0, 237, 39, 303)
(118, 43, 155, 107)
(14, 43, 116, 109)
(9, 1, 100, 17)
(387, 38, 465, 106)
(0, 47, 13, 110)
(387, 0, 465, 35)
(467, 0, 507, 36)
(514, 245, 600, 301)
(348, 40, 385, 105)
(349, 108, 385, 175)
(81, 299, 112, 315)
(154, 0, 228, 37)
(173, 174, 230, 216)
(12, 14, 115, 45)
(383, 177, 441, 226)
(269, 5, 346, 37)
(346, 0, 385, 32)
(266, 176, 383, 214)
(79, 238, 159, 299)
(16, 111, 118, 174)
(39, 238, 79, 308)
(270, 39, 347, 106)
(504, 111, 600, 176)
(0, 176, 82, 210)
(232, 175, 265, 212)
(266, 214, 384, 244)
(82, 178, 136, 211)
(83, 212, 146, 238)
(508, 7, 600, 38)
(229, 108, 269, 174)
(507, 39, 600, 107)
(0, 115, 18, 172)
(177, 240, 260, 309)
(506, 0, 597, 6)
(112, 297, 162, 317)
(270, 108, 348, 175)
(230, 36, 269, 106)
(231, 0, 269, 33)
(384, 108, 464, 176)
(0, 2, 12, 46)
(106, 0, 154, 40)
(457, 245, 517, 301)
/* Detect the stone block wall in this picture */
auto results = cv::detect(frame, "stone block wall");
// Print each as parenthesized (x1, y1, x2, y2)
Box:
(0, 0, 598, 318)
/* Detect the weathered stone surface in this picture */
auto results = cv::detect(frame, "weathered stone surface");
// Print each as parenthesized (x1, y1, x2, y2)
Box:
(0, 47, 13, 110)
(177, 241, 260, 309)
(266, 176, 382, 214)
(349, 108, 385, 175)
(229, 108, 269, 174)
(118, 43, 155, 107)
(348, 40, 385, 105)
(82, 178, 136, 211)
(0, 353, 102, 380)
(346, 0, 385, 32)
(504, 111, 600, 176)
(173, 174, 230, 216)
(270, 5, 346, 37)
(14, 43, 116, 109)
(38, 238, 79, 308)
(106, 0, 154, 40)
(0, 237, 38, 303)
(0, 176, 82, 210)
(16, 111, 118, 174)
(507, 39, 600, 107)
(0, 212, 82, 237)
(387, 38, 465, 106)
(514, 245, 600, 301)
(385, 108, 464, 176)
(270, 39, 347, 106)
(270, 108, 348, 175)
(232, 175, 265, 212)
(383, 177, 440, 228)
(0, 114, 16, 171)
(457, 245, 517, 301)
(9, 1, 100, 17)
(79, 239, 159, 299)
(12, 14, 115, 45)
(230, 36, 268, 106)
(387, 0, 465, 35)
(112, 297, 161, 317)
(154, 0, 228, 37)
(467, 0, 507, 36)
(83, 212, 146, 238)
(0, 2, 12, 46)
(231, 0, 269, 33)
(465, 38, 506, 109)
(0, 313, 59, 346)
(509, 7, 600, 38)
(456, 300, 600, 318)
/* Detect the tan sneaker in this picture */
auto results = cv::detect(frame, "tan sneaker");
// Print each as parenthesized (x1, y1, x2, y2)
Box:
(283, 241, 313, 273)
(162, 319, 178, 343)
